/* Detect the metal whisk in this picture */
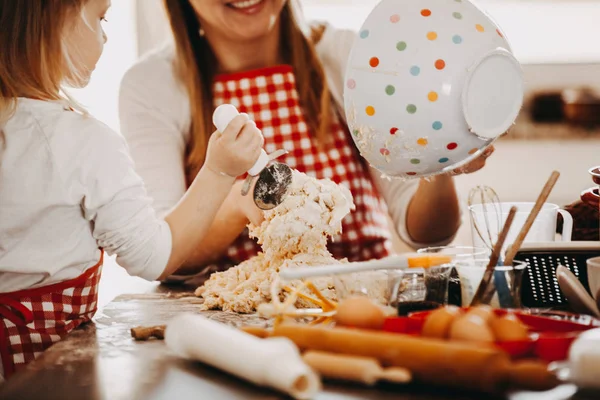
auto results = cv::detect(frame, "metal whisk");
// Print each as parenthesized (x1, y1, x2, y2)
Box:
(468, 185, 503, 253)
(467, 185, 512, 306)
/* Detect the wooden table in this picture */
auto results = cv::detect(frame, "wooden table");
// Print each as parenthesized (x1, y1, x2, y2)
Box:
(0, 264, 599, 400)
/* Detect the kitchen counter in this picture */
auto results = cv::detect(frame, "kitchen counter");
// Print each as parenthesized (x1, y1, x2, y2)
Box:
(1, 289, 598, 400)
(506, 115, 600, 140)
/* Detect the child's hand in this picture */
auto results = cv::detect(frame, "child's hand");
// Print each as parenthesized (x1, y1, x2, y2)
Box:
(227, 180, 265, 226)
(205, 114, 264, 177)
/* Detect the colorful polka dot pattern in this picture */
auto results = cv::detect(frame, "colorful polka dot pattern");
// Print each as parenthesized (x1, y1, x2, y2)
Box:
(347, 0, 503, 176)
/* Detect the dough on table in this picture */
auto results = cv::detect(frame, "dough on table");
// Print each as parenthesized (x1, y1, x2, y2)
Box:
(195, 170, 355, 313)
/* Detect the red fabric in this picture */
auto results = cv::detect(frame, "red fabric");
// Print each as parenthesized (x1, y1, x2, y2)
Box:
(0, 252, 103, 379)
(212, 65, 392, 266)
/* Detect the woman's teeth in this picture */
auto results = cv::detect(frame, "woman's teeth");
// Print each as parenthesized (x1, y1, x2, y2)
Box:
(229, 0, 263, 9)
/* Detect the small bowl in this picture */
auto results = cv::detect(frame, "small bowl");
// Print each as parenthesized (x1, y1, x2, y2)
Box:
(333, 269, 401, 307)
(344, 0, 524, 178)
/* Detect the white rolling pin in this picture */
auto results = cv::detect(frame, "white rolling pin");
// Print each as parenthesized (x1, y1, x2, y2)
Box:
(278, 253, 453, 281)
(213, 104, 269, 176)
(165, 313, 321, 399)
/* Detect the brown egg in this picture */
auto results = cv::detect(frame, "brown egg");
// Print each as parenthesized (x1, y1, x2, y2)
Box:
(334, 296, 386, 330)
(449, 314, 495, 342)
(422, 306, 463, 339)
(489, 313, 529, 342)
(466, 305, 497, 324)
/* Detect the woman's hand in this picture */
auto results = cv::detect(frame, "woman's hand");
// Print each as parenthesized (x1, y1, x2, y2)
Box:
(450, 145, 495, 176)
(226, 180, 265, 227)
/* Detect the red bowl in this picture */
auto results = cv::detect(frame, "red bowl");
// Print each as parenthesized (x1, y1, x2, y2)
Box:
(495, 339, 536, 359)
(382, 308, 597, 362)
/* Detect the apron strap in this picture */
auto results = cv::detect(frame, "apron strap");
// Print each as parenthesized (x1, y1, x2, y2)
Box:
(0, 297, 33, 325)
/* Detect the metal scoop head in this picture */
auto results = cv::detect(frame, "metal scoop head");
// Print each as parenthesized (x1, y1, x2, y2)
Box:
(253, 162, 293, 210)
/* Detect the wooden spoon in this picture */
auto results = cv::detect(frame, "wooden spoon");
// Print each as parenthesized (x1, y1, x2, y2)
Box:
(504, 171, 560, 265)
(556, 265, 600, 317)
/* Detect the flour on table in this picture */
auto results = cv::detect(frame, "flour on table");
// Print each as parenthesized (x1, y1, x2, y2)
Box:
(195, 170, 355, 313)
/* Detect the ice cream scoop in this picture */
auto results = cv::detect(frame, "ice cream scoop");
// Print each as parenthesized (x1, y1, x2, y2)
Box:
(213, 104, 292, 210)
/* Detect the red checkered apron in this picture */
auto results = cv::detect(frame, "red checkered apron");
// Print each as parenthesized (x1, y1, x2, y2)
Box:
(212, 65, 392, 266)
(0, 252, 103, 379)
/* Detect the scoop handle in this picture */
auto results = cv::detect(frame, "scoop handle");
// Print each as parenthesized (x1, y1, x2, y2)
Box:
(213, 104, 268, 176)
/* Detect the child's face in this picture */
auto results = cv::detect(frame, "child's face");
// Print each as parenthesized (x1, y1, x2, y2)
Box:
(64, 0, 110, 87)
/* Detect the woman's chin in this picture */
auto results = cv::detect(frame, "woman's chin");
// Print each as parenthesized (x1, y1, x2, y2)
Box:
(223, 18, 279, 42)
(63, 73, 92, 89)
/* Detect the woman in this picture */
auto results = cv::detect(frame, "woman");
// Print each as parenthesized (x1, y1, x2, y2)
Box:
(118, 0, 493, 281)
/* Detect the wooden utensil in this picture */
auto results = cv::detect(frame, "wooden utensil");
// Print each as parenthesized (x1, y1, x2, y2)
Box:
(504, 171, 560, 266)
(271, 324, 559, 393)
(470, 206, 518, 306)
(556, 265, 600, 317)
(130, 325, 165, 341)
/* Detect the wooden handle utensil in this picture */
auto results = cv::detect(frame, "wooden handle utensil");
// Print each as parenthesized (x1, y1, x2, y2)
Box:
(470, 206, 518, 306)
(131, 325, 166, 341)
(272, 324, 513, 393)
(504, 171, 560, 265)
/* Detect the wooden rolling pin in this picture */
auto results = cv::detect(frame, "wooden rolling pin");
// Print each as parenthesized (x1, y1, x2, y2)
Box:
(271, 325, 556, 393)
(302, 351, 411, 386)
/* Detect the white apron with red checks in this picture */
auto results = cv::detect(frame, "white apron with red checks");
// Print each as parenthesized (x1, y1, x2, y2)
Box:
(0, 252, 103, 379)
(212, 65, 392, 266)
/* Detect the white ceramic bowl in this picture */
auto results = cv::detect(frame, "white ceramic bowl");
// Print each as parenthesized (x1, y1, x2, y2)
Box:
(343, 0, 524, 178)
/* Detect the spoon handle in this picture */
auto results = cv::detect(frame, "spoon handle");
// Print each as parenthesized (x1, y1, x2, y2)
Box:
(470, 206, 518, 306)
(504, 171, 560, 265)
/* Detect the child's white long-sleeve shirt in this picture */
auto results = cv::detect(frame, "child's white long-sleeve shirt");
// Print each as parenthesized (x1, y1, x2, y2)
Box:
(0, 98, 172, 292)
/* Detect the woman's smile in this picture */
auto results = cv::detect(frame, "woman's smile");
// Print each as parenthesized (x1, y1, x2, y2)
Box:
(225, 0, 267, 15)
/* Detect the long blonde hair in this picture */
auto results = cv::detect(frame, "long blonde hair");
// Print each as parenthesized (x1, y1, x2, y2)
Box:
(163, 0, 332, 184)
(0, 0, 88, 123)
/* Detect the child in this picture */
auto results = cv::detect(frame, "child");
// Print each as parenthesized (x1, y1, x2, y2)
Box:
(0, 0, 263, 380)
